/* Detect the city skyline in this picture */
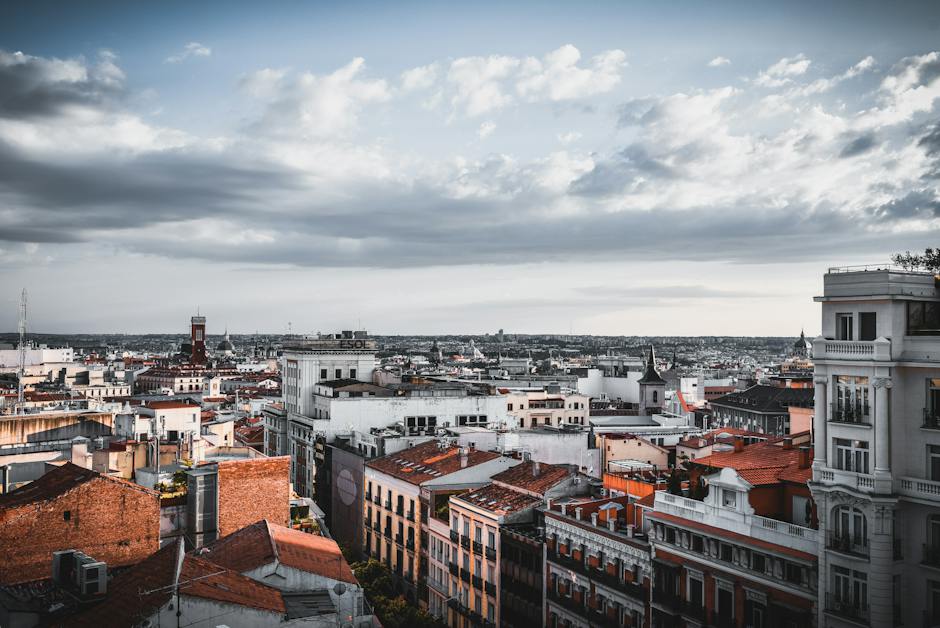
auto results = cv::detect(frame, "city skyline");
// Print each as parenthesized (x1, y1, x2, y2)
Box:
(1, 1, 940, 334)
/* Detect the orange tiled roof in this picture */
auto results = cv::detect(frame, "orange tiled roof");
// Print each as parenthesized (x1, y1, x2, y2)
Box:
(0, 462, 157, 510)
(143, 400, 200, 409)
(692, 433, 813, 486)
(491, 461, 570, 495)
(200, 520, 356, 584)
(454, 483, 540, 515)
(366, 441, 501, 485)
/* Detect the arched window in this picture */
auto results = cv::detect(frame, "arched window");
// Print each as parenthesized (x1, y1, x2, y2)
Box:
(652, 390, 658, 403)
(832, 505, 867, 553)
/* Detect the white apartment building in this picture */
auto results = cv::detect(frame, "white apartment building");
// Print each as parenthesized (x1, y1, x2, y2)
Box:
(809, 265, 940, 627)
(505, 388, 590, 429)
(0, 343, 74, 368)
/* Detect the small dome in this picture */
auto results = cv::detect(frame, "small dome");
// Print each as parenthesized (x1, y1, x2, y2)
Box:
(216, 330, 235, 352)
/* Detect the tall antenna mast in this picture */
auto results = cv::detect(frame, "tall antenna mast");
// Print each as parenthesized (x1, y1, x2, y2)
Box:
(16, 289, 27, 413)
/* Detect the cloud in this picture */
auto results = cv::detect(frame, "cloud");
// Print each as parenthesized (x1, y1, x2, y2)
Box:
(515, 45, 627, 102)
(242, 58, 390, 138)
(839, 132, 878, 158)
(405, 45, 627, 117)
(0, 47, 938, 275)
(165, 42, 212, 64)
(708, 56, 731, 67)
(400, 63, 438, 91)
(477, 120, 496, 139)
(755, 54, 811, 87)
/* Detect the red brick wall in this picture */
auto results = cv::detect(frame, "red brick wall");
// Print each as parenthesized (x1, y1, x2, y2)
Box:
(0, 477, 159, 585)
(217, 456, 290, 537)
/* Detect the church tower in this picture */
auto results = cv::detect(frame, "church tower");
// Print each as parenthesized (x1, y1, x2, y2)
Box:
(638, 344, 666, 416)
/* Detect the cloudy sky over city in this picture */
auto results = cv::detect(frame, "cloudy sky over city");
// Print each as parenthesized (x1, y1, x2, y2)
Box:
(1, 0, 939, 335)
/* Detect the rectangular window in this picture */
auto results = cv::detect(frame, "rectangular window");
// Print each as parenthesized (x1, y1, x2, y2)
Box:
(335, 368, 342, 379)
(722, 489, 737, 508)
(859, 312, 877, 341)
(320, 368, 327, 379)
(837, 313, 854, 340)
(350, 368, 357, 379)
(834, 376, 870, 422)
(832, 565, 867, 611)
(834, 438, 870, 474)
(929, 445, 940, 482)
(909, 301, 940, 336)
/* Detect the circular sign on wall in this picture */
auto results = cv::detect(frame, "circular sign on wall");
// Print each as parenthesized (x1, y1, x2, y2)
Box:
(336, 468, 358, 506)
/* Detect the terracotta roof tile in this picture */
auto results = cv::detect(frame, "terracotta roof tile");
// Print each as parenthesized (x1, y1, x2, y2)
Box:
(366, 441, 501, 485)
(454, 484, 540, 515)
(201, 520, 356, 584)
(490, 461, 570, 495)
(0, 462, 157, 510)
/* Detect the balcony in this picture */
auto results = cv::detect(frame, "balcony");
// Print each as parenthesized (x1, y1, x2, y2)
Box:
(654, 492, 819, 555)
(460, 568, 471, 583)
(652, 588, 682, 609)
(547, 589, 588, 619)
(450, 530, 459, 542)
(372, 520, 380, 532)
(829, 403, 871, 426)
(825, 593, 869, 624)
(365, 491, 372, 501)
(384, 499, 392, 510)
(923, 544, 940, 568)
(406, 538, 415, 551)
(449, 562, 459, 577)
(816, 468, 876, 493)
(383, 527, 392, 538)
(396, 506, 404, 516)
(395, 533, 403, 545)
(406, 510, 415, 522)
(827, 532, 870, 558)
(472, 575, 483, 589)
(485, 546, 496, 560)
(472, 540, 483, 555)
(461, 535, 471, 550)
(896, 476, 940, 502)
(373, 495, 381, 505)
(813, 338, 890, 361)
(923, 409, 940, 430)
(547, 549, 584, 573)
(484, 581, 496, 596)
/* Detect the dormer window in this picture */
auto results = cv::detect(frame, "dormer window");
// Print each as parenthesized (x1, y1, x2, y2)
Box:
(722, 489, 737, 508)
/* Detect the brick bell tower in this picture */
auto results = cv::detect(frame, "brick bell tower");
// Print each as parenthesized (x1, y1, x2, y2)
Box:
(190, 314, 207, 365)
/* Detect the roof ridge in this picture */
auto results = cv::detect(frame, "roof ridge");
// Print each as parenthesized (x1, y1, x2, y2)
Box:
(264, 519, 279, 563)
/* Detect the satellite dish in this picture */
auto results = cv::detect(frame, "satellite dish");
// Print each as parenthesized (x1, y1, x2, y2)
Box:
(333, 582, 347, 596)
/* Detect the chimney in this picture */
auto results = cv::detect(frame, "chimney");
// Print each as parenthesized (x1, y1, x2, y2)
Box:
(575, 507, 583, 521)
(561, 504, 568, 516)
(783, 437, 793, 451)
(533, 461, 541, 477)
(459, 448, 468, 469)
(733, 436, 744, 453)
(608, 518, 616, 532)
(591, 512, 598, 526)
(625, 524, 634, 538)
(798, 446, 811, 469)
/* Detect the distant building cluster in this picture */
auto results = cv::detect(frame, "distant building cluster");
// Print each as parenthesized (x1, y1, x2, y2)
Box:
(0, 264, 938, 626)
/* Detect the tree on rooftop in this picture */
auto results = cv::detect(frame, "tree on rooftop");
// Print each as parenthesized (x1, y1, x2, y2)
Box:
(893, 248, 940, 272)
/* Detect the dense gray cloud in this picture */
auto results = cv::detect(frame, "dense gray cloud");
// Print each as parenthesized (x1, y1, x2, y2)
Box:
(0, 47, 938, 271)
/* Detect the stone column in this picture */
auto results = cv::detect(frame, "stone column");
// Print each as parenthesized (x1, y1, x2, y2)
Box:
(813, 375, 828, 469)
(873, 377, 892, 480)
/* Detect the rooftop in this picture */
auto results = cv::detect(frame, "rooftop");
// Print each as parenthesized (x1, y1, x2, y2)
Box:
(139, 400, 200, 410)
(453, 482, 540, 516)
(709, 384, 813, 413)
(691, 432, 813, 485)
(0, 462, 157, 510)
(199, 519, 356, 584)
(365, 441, 501, 485)
(490, 460, 571, 495)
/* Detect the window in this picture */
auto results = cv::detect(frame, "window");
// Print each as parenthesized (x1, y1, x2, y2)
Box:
(909, 301, 940, 336)
(722, 489, 737, 508)
(751, 553, 766, 573)
(63, 510, 71, 521)
(688, 575, 704, 607)
(928, 379, 940, 428)
(335, 368, 342, 379)
(923, 447, 940, 486)
(859, 312, 877, 341)
(834, 376, 870, 422)
(475, 525, 482, 542)
(487, 528, 495, 548)
(487, 602, 495, 621)
(463, 519, 470, 536)
(832, 505, 868, 553)
(834, 438, 869, 473)
(836, 313, 854, 340)
(832, 565, 867, 611)
(720, 543, 733, 562)
(319, 368, 327, 379)
(350, 368, 357, 379)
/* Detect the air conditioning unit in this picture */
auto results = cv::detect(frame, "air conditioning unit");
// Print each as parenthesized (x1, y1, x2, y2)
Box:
(78, 561, 108, 595)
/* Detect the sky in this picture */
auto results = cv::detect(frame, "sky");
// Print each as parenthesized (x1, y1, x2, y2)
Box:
(1, 0, 939, 336)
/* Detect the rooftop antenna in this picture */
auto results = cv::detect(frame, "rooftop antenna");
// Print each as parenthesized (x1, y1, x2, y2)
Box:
(16, 289, 27, 414)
